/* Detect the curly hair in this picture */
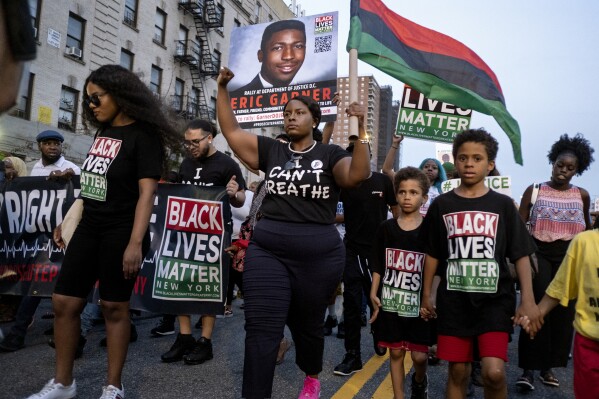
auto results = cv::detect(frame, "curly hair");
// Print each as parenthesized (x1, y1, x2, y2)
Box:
(418, 158, 447, 192)
(394, 166, 430, 196)
(452, 128, 499, 162)
(283, 96, 321, 139)
(81, 64, 182, 174)
(547, 133, 595, 175)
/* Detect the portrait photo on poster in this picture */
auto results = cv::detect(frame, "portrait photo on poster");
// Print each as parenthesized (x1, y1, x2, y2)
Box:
(228, 12, 338, 92)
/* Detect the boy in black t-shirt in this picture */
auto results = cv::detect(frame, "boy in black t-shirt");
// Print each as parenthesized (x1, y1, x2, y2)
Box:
(419, 129, 542, 399)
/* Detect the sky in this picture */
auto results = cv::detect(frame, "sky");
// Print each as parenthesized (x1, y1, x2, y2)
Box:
(296, 0, 598, 204)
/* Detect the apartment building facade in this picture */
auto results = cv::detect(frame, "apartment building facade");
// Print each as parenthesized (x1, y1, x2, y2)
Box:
(0, 0, 297, 180)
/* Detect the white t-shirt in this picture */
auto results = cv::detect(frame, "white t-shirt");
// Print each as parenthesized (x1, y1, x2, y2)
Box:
(30, 155, 81, 177)
(232, 190, 253, 240)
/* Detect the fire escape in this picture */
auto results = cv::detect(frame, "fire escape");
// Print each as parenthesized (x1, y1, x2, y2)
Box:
(175, 0, 224, 121)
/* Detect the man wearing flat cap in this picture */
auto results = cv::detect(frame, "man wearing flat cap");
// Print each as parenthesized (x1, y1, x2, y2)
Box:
(30, 130, 80, 178)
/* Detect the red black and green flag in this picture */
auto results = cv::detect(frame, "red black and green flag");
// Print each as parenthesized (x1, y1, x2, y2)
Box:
(348, 0, 524, 164)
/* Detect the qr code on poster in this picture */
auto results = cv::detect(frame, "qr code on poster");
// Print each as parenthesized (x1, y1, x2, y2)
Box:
(314, 35, 332, 53)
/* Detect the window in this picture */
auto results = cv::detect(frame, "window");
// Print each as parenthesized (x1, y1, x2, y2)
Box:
(124, 0, 137, 27)
(120, 49, 134, 70)
(234, 18, 241, 28)
(28, 0, 40, 37)
(150, 65, 162, 96)
(66, 13, 85, 57)
(254, 2, 261, 23)
(209, 96, 216, 120)
(177, 25, 188, 55)
(188, 87, 200, 117)
(59, 86, 78, 131)
(10, 73, 34, 119)
(154, 8, 166, 45)
(212, 50, 221, 72)
(174, 79, 184, 112)
(215, 4, 225, 32)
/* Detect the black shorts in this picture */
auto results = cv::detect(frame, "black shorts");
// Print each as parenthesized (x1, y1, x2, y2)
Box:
(54, 219, 150, 302)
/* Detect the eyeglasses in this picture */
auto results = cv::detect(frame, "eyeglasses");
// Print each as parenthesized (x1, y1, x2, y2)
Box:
(84, 91, 108, 108)
(183, 135, 209, 149)
(284, 153, 303, 170)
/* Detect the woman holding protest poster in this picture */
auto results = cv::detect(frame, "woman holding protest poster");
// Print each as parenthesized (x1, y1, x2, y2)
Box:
(27, 64, 178, 399)
(217, 66, 370, 399)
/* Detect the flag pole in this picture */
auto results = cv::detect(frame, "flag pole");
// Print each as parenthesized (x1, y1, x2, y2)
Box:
(348, 48, 358, 138)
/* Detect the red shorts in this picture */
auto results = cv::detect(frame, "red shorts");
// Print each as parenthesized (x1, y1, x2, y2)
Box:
(437, 332, 508, 362)
(379, 340, 428, 354)
(573, 332, 599, 399)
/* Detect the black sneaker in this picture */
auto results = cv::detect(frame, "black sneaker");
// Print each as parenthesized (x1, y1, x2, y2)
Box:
(0, 332, 24, 352)
(184, 336, 214, 365)
(100, 323, 138, 347)
(323, 315, 338, 336)
(151, 315, 176, 336)
(161, 333, 196, 363)
(516, 370, 535, 391)
(333, 351, 363, 376)
(410, 373, 428, 399)
(336, 321, 345, 339)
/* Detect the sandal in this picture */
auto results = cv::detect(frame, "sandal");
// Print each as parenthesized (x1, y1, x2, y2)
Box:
(539, 370, 559, 387)
(224, 306, 233, 318)
(516, 371, 535, 391)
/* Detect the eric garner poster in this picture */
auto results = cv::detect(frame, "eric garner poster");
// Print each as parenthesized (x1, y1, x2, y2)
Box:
(227, 12, 339, 129)
(131, 184, 232, 315)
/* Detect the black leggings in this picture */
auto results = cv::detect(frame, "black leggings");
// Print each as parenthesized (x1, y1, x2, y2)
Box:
(518, 239, 575, 370)
(242, 219, 344, 399)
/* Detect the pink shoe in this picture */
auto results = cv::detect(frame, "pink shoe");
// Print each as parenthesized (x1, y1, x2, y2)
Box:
(298, 376, 320, 398)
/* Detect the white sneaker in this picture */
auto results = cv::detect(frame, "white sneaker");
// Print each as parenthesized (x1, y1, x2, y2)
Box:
(27, 379, 76, 399)
(100, 384, 125, 399)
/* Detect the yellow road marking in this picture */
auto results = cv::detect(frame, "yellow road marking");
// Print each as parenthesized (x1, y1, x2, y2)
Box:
(371, 352, 414, 399)
(330, 353, 389, 399)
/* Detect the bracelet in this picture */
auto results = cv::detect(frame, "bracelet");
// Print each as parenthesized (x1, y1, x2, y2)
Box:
(391, 145, 399, 149)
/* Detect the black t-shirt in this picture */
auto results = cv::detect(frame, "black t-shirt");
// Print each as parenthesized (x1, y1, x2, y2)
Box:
(419, 189, 536, 336)
(372, 219, 432, 345)
(178, 151, 246, 190)
(257, 136, 350, 224)
(341, 172, 396, 250)
(80, 122, 162, 227)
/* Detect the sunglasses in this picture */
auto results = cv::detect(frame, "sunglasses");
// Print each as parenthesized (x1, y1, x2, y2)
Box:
(84, 91, 108, 108)
(284, 153, 302, 170)
(183, 135, 210, 149)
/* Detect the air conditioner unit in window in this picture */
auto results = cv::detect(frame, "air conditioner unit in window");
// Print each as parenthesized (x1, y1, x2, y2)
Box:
(65, 46, 82, 58)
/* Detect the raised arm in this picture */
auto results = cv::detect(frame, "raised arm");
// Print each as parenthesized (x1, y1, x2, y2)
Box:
(382, 135, 404, 180)
(332, 102, 371, 188)
(217, 67, 259, 170)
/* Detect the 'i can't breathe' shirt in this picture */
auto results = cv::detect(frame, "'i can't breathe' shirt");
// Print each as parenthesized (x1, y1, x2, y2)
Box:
(420, 189, 536, 336)
(80, 122, 162, 227)
(257, 136, 350, 224)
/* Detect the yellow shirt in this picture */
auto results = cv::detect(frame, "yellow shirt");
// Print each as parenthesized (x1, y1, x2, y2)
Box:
(546, 229, 599, 341)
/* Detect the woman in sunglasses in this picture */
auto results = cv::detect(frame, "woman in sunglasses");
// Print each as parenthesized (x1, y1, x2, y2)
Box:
(217, 66, 370, 399)
(28, 64, 179, 399)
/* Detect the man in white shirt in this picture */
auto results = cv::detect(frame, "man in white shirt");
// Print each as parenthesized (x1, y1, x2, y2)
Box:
(30, 130, 81, 178)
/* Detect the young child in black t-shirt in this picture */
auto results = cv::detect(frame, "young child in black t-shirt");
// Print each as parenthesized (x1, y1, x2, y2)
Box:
(370, 166, 433, 399)
(419, 129, 542, 398)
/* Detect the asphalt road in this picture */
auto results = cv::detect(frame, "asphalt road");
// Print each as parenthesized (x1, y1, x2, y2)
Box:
(0, 298, 574, 398)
